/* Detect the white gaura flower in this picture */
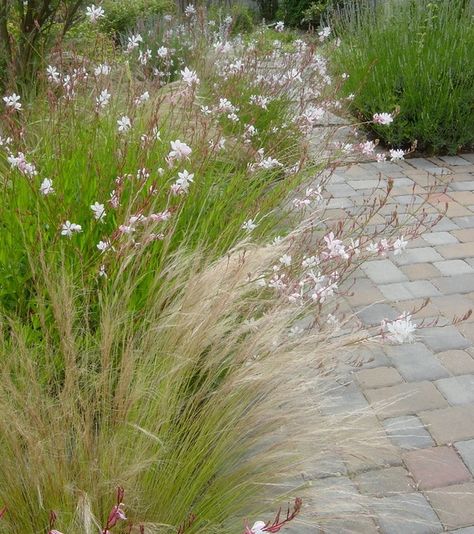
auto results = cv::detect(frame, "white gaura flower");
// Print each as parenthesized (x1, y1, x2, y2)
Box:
(275, 21, 285, 32)
(393, 235, 408, 255)
(126, 34, 143, 52)
(302, 255, 319, 269)
(85, 4, 105, 23)
(157, 46, 169, 58)
(250, 520, 266, 534)
(259, 157, 282, 170)
(94, 63, 111, 76)
(96, 89, 111, 109)
(360, 140, 376, 156)
(318, 26, 331, 42)
(389, 148, 405, 161)
(91, 201, 106, 221)
(3, 93, 22, 110)
(181, 67, 200, 87)
(40, 178, 54, 195)
(171, 169, 194, 195)
(168, 139, 192, 161)
(242, 219, 257, 232)
(373, 112, 394, 126)
(119, 224, 135, 234)
(61, 221, 82, 237)
(385, 313, 416, 344)
(185, 3, 196, 16)
(99, 264, 107, 277)
(134, 91, 150, 106)
(279, 254, 292, 266)
(117, 115, 131, 132)
(97, 240, 112, 253)
(46, 65, 60, 83)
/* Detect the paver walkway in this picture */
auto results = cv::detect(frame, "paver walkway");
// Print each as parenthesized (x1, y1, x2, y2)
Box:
(291, 153, 474, 533)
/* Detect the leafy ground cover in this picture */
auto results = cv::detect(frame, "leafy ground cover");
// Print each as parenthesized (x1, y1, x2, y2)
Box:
(330, 0, 474, 155)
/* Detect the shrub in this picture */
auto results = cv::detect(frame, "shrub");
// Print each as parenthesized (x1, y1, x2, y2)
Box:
(0, 0, 87, 90)
(99, 0, 175, 39)
(331, 0, 474, 155)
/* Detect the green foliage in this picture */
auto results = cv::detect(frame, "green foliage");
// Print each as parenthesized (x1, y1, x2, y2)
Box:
(256, 0, 279, 21)
(0, 0, 87, 90)
(230, 4, 258, 35)
(99, 0, 175, 38)
(331, 0, 474, 154)
(278, 0, 337, 27)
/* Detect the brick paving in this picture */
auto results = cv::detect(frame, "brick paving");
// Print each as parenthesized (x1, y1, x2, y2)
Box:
(347, 154, 474, 532)
(291, 154, 474, 532)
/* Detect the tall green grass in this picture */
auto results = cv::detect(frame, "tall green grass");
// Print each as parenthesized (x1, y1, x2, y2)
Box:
(330, 0, 474, 154)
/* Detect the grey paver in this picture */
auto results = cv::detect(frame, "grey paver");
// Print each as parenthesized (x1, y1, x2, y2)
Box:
(435, 375, 474, 405)
(451, 181, 474, 192)
(321, 381, 369, 416)
(422, 326, 471, 353)
(357, 303, 400, 325)
(455, 440, 474, 475)
(354, 466, 414, 496)
(433, 273, 474, 294)
(440, 156, 472, 166)
(392, 247, 444, 266)
(403, 280, 441, 298)
(423, 231, 459, 245)
(385, 342, 449, 381)
(452, 216, 474, 229)
(433, 260, 474, 276)
(379, 282, 414, 301)
(383, 416, 435, 450)
(362, 259, 408, 284)
(373, 493, 443, 534)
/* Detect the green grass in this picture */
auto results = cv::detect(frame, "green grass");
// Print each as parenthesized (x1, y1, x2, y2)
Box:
(330, 0, 474, 155)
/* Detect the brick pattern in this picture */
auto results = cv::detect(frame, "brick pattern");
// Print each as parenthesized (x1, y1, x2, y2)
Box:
(313, 154, 474, 533)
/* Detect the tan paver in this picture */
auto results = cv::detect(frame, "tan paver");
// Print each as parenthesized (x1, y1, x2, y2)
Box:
(355, 367, 404, 389)
(436, 350, 474, 375)
(419, 406, 474, 444)
(364, 382, 448, 419)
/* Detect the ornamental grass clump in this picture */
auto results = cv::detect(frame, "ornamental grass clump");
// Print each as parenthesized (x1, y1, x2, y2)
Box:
(330, 0, 474, 155)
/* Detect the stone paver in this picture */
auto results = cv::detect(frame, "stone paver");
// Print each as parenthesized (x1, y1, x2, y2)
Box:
(383, 416, 435, 450)
(354, 466, 415, 496)
(455, 440, 474, 475)
(373, 493, 443, 534)
(364, 381, 448, 419)
(419, 406, 474, 444)
(403, 446, 471, 490)
(314, 154, 474, 531)
(436, 350, 474, 375)
(426, 483, 474, 530)
(384, 343, 449, 382)
(435, 375, 474, 405)
(355, 366, 403, 389)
